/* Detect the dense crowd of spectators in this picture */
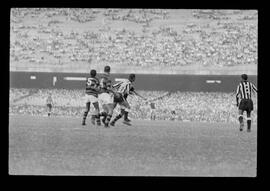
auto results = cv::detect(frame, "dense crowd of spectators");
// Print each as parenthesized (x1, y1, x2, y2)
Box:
(10, 8, 257, 73)
(9, 88, 257, 123)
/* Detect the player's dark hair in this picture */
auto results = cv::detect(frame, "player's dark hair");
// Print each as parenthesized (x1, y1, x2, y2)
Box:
(129, 73, 136, 81)
(104, 65, 111, 73)
(241, 74, 248, 81)
(90, 69, 97, 77)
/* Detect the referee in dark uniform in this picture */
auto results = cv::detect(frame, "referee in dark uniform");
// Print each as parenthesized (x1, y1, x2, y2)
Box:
(236, 74, 257, 132)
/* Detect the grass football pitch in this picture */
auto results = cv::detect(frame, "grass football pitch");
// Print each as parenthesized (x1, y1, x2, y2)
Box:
(9, 115, 257, 176)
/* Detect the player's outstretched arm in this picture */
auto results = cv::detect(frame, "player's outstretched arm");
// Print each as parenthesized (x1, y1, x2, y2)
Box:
(147, 92, 171, 102)
(236, 96, 239, 107)
(251, 83, 257, 93)
(133, 90, 147, 100)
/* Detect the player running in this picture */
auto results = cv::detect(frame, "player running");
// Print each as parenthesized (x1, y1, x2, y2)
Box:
(98, 65, 115, 127)
(235, 74, 257, 132)
(82, 69, 101, 126)
(110, 74, 147, 126)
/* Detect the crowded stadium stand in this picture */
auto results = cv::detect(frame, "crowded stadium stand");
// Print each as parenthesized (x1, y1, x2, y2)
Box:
(9, 9, 257, 122)
(10, 8, 257, 74)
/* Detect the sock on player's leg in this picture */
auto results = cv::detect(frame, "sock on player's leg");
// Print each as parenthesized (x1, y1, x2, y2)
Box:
(102, 116, 107, 125)
(83, 111, 88, 118)
(83, 103, 90, 124)
(111, 114, 123, 124)
(124, 111, 131, 122)
(247, 117, 252, 131)
(91, 114, 96, 125)
(96, 113, 101, 125)
(124, 111, 128, 120)
(238, 115, 244, 131)
(105, 114, 112, 127)
(100, 111, 107, 117)
(238, 115, 243, 123)
(100, 111, 107, 124)
(82, 111, 88, 124)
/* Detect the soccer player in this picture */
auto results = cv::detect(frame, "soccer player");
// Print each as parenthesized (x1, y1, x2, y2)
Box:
(110, 74, 147, 126)
(170, 110, 177, 121)
(169, 105, 177, 121)
(149, 102, 156, 120)
(46, 92, 53, 117)
(82, 69, 101, 126)
(98, 65, 115, 127)
(235, 74, 257, 132)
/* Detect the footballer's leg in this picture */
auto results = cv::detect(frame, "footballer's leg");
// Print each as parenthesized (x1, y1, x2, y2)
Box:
(122, 110, 132, 125)
(99, 98, 108, 125)
(100, 104, 108, 125)
(123, 110, 131, 122)
(238, 109, 244, 131)
(121, 100, 131, 125)
(246, 110, 252, 132)
(100, 106, 108, 120)
(110, 100, 131, 126)
(103, 103, 115, 127)
(49, 105, 52, 116)
(92, 101, 101, 126)
(99, 95, 107, 124)
(110, 107, 126, 126)
(47, 104, 52, 116)
(82, 102, 90, 125)
(123, 94, 131, 122)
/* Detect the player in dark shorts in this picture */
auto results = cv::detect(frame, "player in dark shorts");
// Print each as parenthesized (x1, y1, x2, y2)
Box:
(46, 93, 53, 116)
(110, 74, 147, 126)
(82, 69, 101, 126)
(236, 74, 257, 132)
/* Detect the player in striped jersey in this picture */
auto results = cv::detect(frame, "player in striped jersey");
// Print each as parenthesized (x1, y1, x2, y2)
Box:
(98, 66, 115, 127)
(110, 74, 147, 126)
(236, 74, 257, 132)
(82, 69, 101, 126)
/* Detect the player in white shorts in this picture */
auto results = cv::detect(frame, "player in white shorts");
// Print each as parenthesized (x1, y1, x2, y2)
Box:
(82, 69, 101, 126)
(98, 65, 116, 127)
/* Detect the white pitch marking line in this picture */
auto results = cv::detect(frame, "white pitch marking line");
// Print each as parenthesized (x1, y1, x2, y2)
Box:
(206, 80, 222, 83)
(64, 77, 86, 81)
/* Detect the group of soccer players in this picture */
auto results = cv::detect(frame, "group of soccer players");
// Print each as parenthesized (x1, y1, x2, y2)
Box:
(46, 67, 257, 132)
(81, 65, 147, 127)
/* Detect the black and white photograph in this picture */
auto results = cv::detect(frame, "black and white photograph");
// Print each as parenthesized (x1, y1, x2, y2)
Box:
(9, 8, 258, 176)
